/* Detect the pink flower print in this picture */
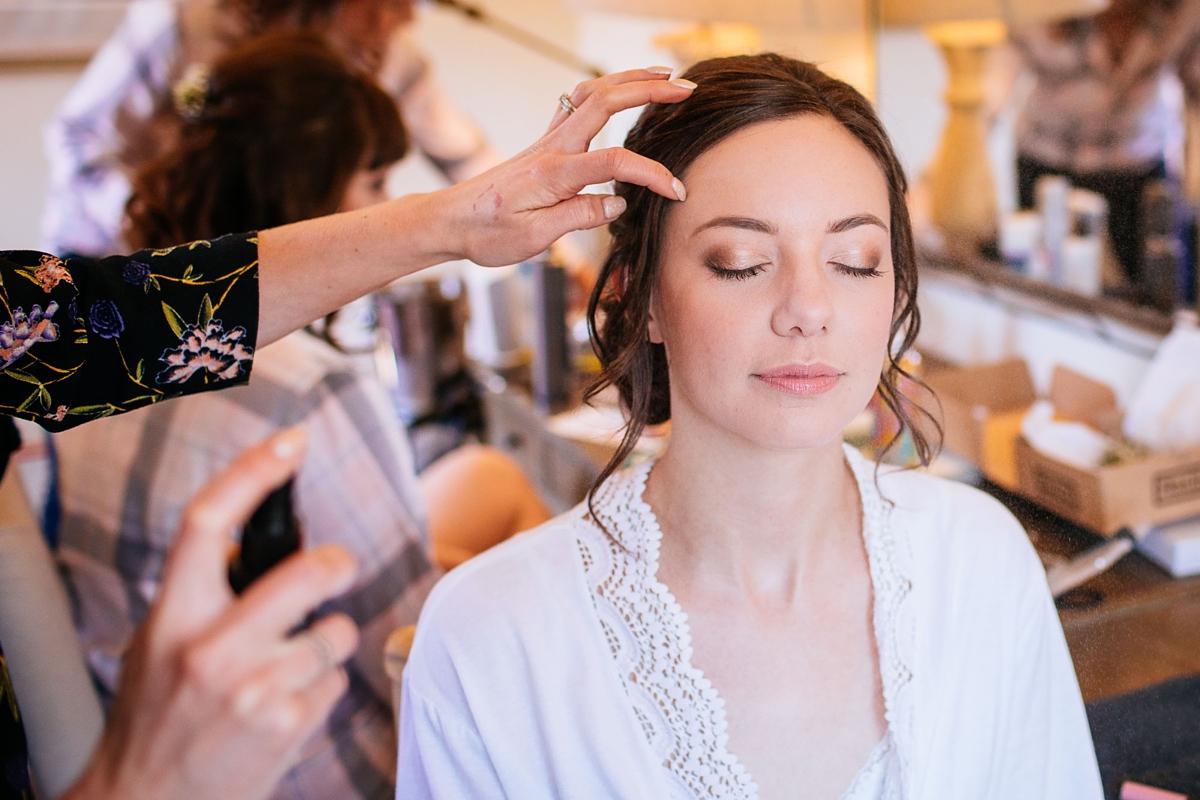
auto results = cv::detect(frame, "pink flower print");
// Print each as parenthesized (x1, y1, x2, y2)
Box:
(156, 319, 253, 385)
(0, 302, 60, 370)
(34, 255, 74, 293)
(44, 405, 68, 422)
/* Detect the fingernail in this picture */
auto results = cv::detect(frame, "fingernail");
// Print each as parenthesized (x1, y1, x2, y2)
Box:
(603, 195, 627, 219)
(672, 178, 687, 202)
(670, 78, 697, 90)
(647, 66, 674, 75)
(271, 425, 307, 459)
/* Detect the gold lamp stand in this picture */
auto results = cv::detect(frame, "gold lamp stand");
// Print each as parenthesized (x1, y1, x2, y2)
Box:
(925, 19, 1007, 255)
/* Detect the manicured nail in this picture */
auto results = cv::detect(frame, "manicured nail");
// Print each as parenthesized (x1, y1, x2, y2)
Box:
(603, 195, 627, 219)
(271, 425, 307, 459)
(670, 78, 697, 90)
(647, 66, 674, 75)
(672, 178, 687, 202)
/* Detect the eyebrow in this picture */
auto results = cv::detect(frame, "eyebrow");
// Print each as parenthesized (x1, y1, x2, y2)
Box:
(828, 213, 888, 234)
(693, 216, 777, 236)
(692, 213, 889, 237)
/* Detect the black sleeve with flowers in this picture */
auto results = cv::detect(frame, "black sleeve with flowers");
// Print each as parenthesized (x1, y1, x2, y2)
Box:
(0, 232, 258, 432)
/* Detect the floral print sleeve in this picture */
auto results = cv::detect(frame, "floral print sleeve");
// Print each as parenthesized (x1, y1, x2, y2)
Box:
(0, 231, 257, 432)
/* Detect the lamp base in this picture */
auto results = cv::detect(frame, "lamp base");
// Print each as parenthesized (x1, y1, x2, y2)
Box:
(926, 19, 1006, 256)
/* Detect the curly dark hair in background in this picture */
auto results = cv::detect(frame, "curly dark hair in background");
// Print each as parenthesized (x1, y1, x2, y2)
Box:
(126, 30, 407, 249)
(585, 53, 941, 502)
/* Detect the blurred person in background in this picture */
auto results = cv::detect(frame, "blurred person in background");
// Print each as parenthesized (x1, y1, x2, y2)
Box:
(51, 31, 545, 800)
(993, 0, 1200, 285)
(41, 0, 503, 258)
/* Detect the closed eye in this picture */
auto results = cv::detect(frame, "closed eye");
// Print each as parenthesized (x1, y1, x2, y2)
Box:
(832, 262, 883, 278)
(707, 258, 768, 281)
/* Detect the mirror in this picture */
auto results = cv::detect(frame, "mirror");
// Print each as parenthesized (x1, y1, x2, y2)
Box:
(875, 0, 1200, 331)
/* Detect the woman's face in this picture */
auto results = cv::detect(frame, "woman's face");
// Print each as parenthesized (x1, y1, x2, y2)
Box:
(648, 115, 896, 452)
(339, 166, 390, 212)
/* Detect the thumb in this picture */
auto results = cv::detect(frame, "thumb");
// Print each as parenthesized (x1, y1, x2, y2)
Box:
(541, 194, 628, 240)
(155, 427, 309, 634)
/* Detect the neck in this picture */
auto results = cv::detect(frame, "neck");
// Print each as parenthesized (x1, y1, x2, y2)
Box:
(645, 414, 860, 605)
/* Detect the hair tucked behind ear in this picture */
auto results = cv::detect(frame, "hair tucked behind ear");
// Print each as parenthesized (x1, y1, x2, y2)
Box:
(126, 31, 406, 249)
(584, 53, 941, 517)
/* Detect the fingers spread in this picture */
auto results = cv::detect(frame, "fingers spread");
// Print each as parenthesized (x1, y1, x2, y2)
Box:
(156, 427, 309, 628)
(215, 544, 358, 649)
(553, 79, 696, 153)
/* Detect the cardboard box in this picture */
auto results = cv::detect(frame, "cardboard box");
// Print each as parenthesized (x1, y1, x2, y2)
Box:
(923, 359, 1036, 489)
(1015, 366, 1200, 535)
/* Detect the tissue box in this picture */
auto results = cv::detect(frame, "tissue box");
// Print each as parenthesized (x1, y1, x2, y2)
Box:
(1015, 366, 1200, 535)
(924, 359, 1036, 489)
(1138, 515, 1200, 578)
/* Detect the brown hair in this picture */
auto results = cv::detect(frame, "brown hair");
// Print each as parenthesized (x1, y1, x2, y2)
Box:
(221, 0, 342, 30)
(126, 31, 406, 249)
(585, 53, 940, 500)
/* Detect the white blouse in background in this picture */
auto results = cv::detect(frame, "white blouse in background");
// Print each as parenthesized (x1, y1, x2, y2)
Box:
(396, 445, 1104, 799)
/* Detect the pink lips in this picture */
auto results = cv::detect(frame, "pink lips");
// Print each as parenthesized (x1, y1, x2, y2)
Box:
(754, 363, 844, 397)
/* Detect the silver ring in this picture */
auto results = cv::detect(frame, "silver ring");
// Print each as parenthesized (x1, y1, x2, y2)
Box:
(299, 629, 337, 672)
(558, 92, 577, 115)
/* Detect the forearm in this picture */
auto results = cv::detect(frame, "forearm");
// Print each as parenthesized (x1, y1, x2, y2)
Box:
(256, 190, 463, 346)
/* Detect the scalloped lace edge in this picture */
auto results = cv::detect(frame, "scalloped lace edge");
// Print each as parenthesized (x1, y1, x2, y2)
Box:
(575, 445, 913, 799)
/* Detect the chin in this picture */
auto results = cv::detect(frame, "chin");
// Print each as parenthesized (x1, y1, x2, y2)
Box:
(708, 403, 863, 453)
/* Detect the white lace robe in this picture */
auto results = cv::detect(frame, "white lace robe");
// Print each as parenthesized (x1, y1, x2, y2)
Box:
(396, 446, 1103, 799)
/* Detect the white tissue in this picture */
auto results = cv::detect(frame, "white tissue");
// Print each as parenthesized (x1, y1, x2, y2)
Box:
(1123, 326, 1200, 452)
(1021, 400, 1111, 470)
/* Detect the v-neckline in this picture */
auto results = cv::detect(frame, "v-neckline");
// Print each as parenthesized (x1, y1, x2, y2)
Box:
(588, 445, 904, 799)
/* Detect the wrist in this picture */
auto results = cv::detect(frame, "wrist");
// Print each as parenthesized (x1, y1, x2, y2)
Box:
(409, 183, 471, 265)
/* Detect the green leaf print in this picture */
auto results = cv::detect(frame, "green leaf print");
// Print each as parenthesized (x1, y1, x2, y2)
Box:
(162, 302, 187, 339)
(198, 294, 214, 327)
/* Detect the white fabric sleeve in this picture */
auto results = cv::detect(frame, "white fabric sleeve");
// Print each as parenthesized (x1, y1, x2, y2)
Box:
(993, 550, 1104, 799)
(396, 678, 507, 800)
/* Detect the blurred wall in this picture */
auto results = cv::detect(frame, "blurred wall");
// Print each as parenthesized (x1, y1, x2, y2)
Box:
(0, 63, 83, 249)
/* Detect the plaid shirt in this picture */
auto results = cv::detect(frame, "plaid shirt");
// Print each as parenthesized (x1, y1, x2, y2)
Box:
(52, 330, 439, 800)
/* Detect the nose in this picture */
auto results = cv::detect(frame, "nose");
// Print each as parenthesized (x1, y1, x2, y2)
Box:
(769, 257, 833, 338)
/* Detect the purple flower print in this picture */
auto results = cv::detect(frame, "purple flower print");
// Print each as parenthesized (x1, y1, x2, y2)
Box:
(88, 300, 124, 339)
(156, 320, 253, 384)
(0, 302, 59, 370)
(122, 261, 151, 286)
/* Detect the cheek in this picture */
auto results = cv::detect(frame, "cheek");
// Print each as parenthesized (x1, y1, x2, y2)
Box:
(839, 276, 897, 382)
(655, 276, 760, 381)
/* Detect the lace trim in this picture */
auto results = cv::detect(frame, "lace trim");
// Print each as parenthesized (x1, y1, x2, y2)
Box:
(579, 460, 757, 799)
(844, 447, 915, 792)
(576, 446, 914, 799)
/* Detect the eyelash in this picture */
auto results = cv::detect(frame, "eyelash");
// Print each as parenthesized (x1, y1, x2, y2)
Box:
(707, 259, 883, 281)
(707, 261, 766, 281)
(833, 262, 883, 279)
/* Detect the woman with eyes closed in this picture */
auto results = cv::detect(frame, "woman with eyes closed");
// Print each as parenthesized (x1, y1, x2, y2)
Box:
(395, 54, 1103, 800)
